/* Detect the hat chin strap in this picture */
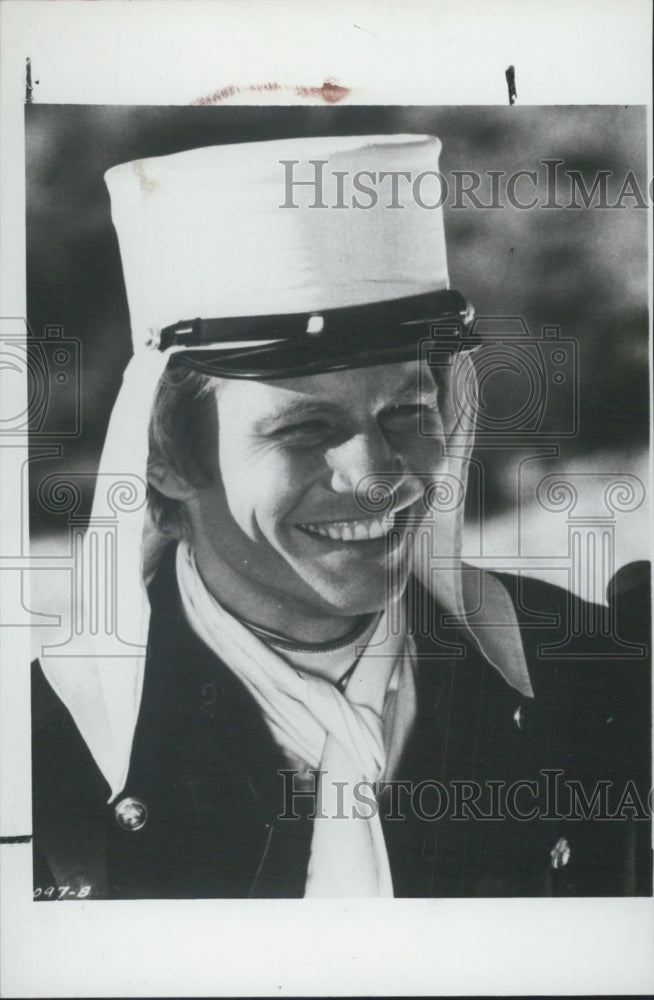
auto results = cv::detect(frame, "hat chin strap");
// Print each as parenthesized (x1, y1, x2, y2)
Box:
(40, 345, 530, 804)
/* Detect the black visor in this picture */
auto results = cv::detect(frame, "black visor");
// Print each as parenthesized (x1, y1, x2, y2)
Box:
(159, 290, 477, 379)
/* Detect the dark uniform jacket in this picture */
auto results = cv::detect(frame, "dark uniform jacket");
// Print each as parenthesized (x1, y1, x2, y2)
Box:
(32, 547, 652, 899)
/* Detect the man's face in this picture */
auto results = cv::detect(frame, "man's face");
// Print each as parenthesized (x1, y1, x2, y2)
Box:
(184, 361, 447, 623)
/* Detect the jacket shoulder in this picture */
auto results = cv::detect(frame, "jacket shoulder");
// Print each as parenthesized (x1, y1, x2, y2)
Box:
(493, 563, 651, 669)
(493, 566, 651, 795)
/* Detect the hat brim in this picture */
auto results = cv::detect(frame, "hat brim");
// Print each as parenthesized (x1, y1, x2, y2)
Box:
(161, 290, 477, 379)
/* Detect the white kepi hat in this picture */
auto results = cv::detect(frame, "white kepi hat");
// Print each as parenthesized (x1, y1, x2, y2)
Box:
(105, 134, 458, 354)
(39, 134, 525, 805)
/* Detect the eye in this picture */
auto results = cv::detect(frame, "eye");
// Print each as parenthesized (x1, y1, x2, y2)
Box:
(381, 402, 441, 431)
(273, 418, 337, 445)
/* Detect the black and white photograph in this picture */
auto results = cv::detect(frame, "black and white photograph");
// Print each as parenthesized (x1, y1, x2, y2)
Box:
(1, 1, 652, 996)
(26, 103, 652, 902)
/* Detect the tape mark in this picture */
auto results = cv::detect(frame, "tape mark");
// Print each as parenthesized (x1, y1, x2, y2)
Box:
(505, 65, 517, 105)
(25, 57, 39, 104)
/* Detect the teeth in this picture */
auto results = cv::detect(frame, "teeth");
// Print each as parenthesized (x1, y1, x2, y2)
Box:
(299, 516, 390, 542)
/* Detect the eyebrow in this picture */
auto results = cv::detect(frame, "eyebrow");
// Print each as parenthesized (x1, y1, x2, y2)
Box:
(253, 399, 337, 433)
(383, 368, 439, 403)
(253, 370, 436, 433)
(391, 370, 425, 397)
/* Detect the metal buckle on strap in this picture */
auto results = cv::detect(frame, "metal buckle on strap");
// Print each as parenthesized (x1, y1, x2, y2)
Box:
(160, 317, 203, 350)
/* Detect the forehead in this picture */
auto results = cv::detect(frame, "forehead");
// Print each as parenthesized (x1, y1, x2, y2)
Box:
(218, 361, 435, 415)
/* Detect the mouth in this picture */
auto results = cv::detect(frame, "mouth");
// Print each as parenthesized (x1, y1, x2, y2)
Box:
(295, 499, 418, 545)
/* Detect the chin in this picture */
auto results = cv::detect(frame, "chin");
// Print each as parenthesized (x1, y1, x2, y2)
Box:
(305, 573, 406, 619)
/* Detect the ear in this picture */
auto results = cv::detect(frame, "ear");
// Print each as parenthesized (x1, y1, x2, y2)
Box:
(147, 456, 198, 501)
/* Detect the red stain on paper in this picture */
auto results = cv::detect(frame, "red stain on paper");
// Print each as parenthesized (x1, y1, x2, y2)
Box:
(294, 79, 350, 103)
(192, 82, 282, 106)
(192, 79, 349, 106)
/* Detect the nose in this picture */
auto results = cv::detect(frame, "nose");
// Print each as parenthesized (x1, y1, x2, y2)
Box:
(326, 426, 405, 495)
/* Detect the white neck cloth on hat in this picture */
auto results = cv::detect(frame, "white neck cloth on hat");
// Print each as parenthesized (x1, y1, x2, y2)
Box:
(176, 540, 416, 897)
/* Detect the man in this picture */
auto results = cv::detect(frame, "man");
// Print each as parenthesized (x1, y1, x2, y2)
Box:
(32, 135, 651, 898)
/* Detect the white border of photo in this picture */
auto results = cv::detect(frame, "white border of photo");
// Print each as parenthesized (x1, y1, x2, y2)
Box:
(1, 1, 652, 996)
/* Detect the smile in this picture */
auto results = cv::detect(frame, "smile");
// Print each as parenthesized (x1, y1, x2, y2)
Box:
(296, 515, 391, 543)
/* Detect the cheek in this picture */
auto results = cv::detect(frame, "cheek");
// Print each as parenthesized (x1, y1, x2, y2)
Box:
(218, 444, 320, 539)
(403, 430, 446, 473)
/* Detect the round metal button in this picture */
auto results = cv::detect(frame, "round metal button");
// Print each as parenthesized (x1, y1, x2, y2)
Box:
(550, 836, 571, 869)
(114, 796, 148, 831)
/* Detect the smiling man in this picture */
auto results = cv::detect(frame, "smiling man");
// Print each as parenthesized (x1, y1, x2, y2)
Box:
(151, 363, 445, 640)
(31, 135, 651, 899)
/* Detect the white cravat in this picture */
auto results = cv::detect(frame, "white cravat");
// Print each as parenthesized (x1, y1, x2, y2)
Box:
(175, 541, 417, 897)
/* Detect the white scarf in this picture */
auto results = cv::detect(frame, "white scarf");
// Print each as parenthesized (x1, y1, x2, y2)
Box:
(175, 540, 417, 897)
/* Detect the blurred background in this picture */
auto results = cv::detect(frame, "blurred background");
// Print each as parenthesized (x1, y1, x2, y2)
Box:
(25, 104, 650, 608)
